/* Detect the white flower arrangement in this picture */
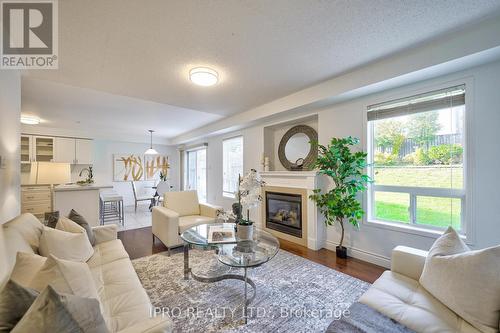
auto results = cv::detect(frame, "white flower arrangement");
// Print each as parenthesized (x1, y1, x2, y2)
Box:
(237, 169, 265, 225)
(217, 210, 236, 222)
(217, 169, 265, 226)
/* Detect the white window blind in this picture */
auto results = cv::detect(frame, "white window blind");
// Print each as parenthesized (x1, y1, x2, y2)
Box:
(367, 85, 465, 121)
(366, 84, 467, 233)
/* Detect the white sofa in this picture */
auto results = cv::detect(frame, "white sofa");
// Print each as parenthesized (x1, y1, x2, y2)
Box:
(359, 246, 482, 333)
(0, 213, 173, 333)
(152, 190, 222, 254)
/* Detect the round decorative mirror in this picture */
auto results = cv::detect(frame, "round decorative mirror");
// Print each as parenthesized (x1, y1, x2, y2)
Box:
(278, 125, 318, 170)
(284, 133, 310, 162)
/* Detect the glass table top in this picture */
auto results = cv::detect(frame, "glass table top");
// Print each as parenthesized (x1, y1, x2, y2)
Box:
(181, 223, 280, 268)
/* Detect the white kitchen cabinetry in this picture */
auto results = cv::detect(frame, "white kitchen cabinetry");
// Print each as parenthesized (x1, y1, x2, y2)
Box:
(33, 136, 55, 162)
(21, 135, 55, 163)
(21, 185, 52, 221)
(75, 139, 93, 164)
(20, 135, 32, 164)
(53, 137, 93, 164)
(54, 137, 76, 163)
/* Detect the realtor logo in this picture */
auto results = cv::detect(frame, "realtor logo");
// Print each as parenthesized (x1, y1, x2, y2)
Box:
(1, 0, 58, 69)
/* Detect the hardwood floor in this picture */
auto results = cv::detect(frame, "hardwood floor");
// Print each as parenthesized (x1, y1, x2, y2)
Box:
(278, 238, 385, 283)
(118, 226, 386, 283)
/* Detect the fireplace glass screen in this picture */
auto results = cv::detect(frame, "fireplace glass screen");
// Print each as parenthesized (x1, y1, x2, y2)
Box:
(266, 192, 302, 237)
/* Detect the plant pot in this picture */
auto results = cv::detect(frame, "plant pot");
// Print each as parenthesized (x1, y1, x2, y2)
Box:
(237, 224, 254, 240)
(336, 246, 347, 259)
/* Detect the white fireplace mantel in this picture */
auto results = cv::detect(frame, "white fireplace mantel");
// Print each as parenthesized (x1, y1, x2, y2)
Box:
(260, 170, 325, 250)
(260, 171, 319, 190)
(260, 171, 318, 177)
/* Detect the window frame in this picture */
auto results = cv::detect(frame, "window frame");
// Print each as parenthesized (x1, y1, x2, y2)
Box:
(183, 145, 207, 202)
(363, 79, 475, 244)
(222, 135, 244, 198)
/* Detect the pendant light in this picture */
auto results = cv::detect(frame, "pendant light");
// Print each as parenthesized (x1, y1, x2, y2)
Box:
(144, 130, 158, 155)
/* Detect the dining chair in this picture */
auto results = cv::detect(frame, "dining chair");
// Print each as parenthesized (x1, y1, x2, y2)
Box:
(131, 181, 155, 212)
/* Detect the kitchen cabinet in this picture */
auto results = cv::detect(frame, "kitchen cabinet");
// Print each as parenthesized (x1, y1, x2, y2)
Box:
(22, 134, 94, 166)
(21, 135, 55, 163)
(21, 185, 52, 221)
(53, 137, 94, 164)
(54, 137, 76, 163)
(75, 139, 93, 164)
(20, 135, 32, 164)
(33, 136, 54, 162)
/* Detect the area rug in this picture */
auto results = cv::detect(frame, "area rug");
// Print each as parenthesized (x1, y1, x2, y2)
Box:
(132, 249, 370, 333)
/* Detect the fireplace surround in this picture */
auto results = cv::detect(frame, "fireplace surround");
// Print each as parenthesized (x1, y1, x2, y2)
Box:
(260, 171, 325, 250)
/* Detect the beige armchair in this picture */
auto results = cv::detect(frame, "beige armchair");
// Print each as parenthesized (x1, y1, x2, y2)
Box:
(152, 190, 222, 255)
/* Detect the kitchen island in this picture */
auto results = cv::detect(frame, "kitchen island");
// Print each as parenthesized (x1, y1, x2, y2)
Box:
(54, 184, 113, 227)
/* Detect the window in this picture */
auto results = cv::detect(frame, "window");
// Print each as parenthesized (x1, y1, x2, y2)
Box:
(222, 136, 243, 198)
(367, 85, 466, 233)
(183, 147, 207, 202)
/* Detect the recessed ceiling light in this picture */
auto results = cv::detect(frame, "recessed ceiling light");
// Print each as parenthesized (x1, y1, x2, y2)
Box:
(189, 67, 218, 86)
(20, 115, 40, 125)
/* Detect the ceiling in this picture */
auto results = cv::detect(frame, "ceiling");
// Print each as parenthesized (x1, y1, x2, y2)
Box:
(21, 78, 222, 140)
(23, 0, 500, 140)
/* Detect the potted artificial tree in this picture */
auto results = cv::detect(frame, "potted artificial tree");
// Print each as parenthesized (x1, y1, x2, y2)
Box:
(309, 137, 371, 259)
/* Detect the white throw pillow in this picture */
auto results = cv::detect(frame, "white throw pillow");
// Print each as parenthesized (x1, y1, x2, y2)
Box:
(420, 227, 500, 333)
(28, 255, 98, 300)
(39, 226, 94, 262)
(55, 216, 86, 234)
(9, 252, 47, 287)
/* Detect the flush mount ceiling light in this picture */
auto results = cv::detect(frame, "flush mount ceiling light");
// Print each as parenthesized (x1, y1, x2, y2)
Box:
(20, 115, 40, 125)
(189, 67, 218, 86)
(144, 129, 159, 155)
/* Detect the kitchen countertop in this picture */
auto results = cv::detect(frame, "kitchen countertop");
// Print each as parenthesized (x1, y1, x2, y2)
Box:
(54, 184, 113, 192)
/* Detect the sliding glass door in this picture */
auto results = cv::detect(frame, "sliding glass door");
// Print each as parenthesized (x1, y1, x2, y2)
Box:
(184, 148, 207, 202)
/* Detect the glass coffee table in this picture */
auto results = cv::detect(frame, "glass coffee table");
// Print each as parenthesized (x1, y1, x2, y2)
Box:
(181, 223, 279, 324)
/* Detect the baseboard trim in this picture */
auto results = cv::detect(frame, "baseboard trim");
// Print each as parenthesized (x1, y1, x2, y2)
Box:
(324, 240, 391, 269)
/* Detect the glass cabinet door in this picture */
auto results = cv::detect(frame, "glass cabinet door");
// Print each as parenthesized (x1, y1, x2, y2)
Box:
(33, 136, 54, 162)
(20, 135, 32, 164)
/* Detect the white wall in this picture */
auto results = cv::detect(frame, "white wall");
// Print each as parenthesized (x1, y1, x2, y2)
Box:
(91, 139, 179, 206)
(0, 72, 21, 224)
(201, 59, 500, 267)
(202, 125, 265, 215)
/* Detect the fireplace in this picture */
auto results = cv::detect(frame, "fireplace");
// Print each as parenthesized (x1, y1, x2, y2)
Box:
(265, 191, 302, 237)
(261, 174, 323, 250)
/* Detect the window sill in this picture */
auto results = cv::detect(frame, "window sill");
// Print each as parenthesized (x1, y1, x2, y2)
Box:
(364, 219, 466, 240)
(222, 193, 236, 199)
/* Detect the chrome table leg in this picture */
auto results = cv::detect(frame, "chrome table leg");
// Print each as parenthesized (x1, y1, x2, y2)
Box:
(183, 243, 190, 280)
(244, 267, 248, 324)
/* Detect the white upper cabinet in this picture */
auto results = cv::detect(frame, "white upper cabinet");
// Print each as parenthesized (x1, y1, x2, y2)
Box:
(20, 135, 32, 164)
(54, 137, 76, 163)
(75, 139, 93, 164)
(33, 136, 54, 162)
(22, 135, 94, 171)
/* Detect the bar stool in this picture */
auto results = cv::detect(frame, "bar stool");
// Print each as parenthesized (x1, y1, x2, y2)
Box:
(99, 191, 124, 226)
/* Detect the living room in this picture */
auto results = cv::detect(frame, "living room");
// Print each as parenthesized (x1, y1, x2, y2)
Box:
(1, 1, 500, 333)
